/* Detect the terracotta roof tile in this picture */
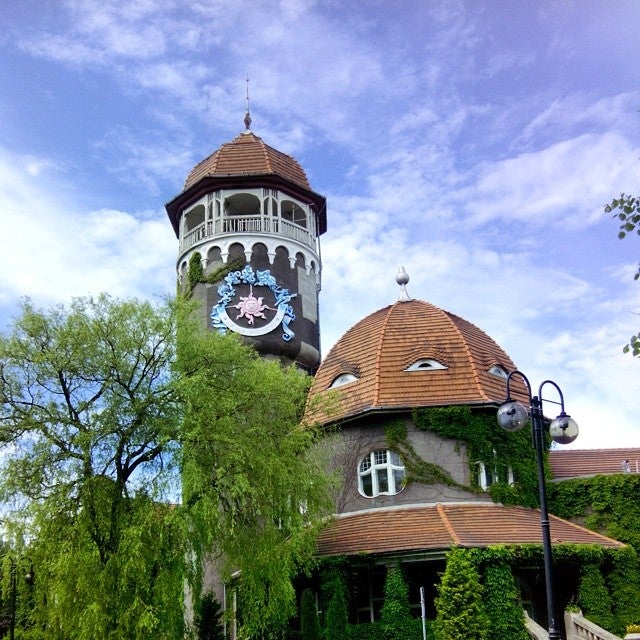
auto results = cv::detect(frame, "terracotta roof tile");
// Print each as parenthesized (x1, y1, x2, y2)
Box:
(184, 131, 311, 191)
(549, 448, 640, 479)
(316, 503, 624, 557)
(307, 300, 524, 424)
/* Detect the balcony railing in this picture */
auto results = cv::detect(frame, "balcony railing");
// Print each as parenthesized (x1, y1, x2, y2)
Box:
(180, 215, 315, 253)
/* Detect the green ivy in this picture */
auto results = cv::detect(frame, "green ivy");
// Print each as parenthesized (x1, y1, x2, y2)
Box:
(185, 253, 245, 296)
(577, 562, 615, 632)
(383, 421, 458, 488)
(413, 406, 540, 506)
(548, 474, 640, 552)
(187, 252, 205, 293)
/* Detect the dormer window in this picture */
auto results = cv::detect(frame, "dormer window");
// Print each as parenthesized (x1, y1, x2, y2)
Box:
(488, 365, 508, 379)
(329, 373, 358, 389)
(405, 358, 447, 372)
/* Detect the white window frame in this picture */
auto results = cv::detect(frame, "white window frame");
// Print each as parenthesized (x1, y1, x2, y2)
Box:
(358, 449, 405, 498)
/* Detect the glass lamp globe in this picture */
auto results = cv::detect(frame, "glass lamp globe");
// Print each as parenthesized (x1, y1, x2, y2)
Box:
(549, 412, 579, 445)
(497, 400, 529, 432)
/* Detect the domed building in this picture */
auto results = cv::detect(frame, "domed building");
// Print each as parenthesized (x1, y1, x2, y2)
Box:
(302, 279, 625, 635)
(166, 118, 638, 640)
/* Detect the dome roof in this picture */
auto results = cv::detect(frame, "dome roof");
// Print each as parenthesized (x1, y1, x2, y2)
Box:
(308, 299, 519, 424)
(183, 131, 311, 191)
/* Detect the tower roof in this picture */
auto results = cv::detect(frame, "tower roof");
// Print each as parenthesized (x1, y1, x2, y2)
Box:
(183, 131, 312, 191)
(166, 130, 327, 236)
(307, 299, 520, 424)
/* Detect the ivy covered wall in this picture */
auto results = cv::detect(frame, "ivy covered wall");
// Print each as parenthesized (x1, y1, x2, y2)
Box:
(411, 406, 541, 506)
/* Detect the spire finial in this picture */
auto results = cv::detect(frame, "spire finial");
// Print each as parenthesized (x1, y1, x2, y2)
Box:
(396, 266, 411, 302)
(244, 75, 252, 131)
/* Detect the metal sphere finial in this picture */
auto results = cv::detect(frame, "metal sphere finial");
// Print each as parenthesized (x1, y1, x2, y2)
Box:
(396, 266, 411, 301)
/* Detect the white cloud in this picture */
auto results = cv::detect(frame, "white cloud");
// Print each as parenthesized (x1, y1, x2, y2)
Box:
(0, 147, 176, 310)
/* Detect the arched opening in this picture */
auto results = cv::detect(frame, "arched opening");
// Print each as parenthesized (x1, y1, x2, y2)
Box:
(225, 193, 260, 216)
(183, 204, 205, 233)
(281, 200, 307, 228)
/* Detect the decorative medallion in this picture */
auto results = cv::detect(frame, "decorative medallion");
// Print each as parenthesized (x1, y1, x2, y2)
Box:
(211, 265, 297, 341)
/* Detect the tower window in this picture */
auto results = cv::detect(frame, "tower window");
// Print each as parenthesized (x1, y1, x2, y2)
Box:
(281, 200, 307, 228)
(358, 450, 405, 498)
(488, 365, 508, 378)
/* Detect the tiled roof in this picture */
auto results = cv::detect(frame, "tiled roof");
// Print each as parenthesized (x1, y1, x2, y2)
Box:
(549, 448, 640, 479)
(307, 300, 523, 424)
(183, 131, 311, 191)
(316, 503, 624, 556)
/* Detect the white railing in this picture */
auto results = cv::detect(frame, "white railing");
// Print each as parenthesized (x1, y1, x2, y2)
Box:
(523, 610, 623, 640)
(525, 611, 549, 639)
(180, 215, 315, 252)
(564, 611, 622, 640)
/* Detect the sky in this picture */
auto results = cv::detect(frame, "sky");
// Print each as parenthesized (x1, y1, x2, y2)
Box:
(0, 0, 639, 449)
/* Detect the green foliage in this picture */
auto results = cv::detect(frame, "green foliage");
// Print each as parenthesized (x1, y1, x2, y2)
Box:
(380, 565, 412, 639)
(548, 474, 640, 553)
(0, 295, 184, 640)
(434, 548, 488, 640)
(604, 193, 640, 355)
(185, 254, 245, 296)
(325, 576, 349, 640)
(482, 562, 528, 640)
(177, 319, 334, 638)
(608, 547, 640, 636)
(195, 591, 225, 640)
(346, 618, 429, 640)
(299, 589, 321, 640)
(384, 420, 458, 488)
(578, 563, 615, 632)
(188, 252, 205, 293)
(414, 406, 540, 506)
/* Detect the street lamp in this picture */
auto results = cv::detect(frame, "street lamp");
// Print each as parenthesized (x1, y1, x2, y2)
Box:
(497, 370, 578, 640)
(7, 556, 34, 640)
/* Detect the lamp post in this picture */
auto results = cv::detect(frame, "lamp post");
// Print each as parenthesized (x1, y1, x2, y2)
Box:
(497, 371, 578, 640)
(7, 556, 34, 640)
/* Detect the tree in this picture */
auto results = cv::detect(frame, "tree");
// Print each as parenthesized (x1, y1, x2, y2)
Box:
(434, 548, 488, 640)
(604, 193, 640, 355)
(0, 295, 185, 639)
(325, 576, 348, 640)
(380, 565, 413, 639)
(482, 562, 528, 640)
(177, 318, 334, 638)
(299, 589, 322, 640)
(195, 591, 225, 640)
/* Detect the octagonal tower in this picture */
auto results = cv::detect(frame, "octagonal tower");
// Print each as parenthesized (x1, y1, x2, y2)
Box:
(166, 116, 327, 372)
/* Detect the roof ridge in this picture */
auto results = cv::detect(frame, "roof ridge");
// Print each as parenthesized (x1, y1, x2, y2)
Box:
(372, 304, 396, 406)
(446, 311, 488, 402)
(437, 503, 461, 545)
(547, 512, 626, 546)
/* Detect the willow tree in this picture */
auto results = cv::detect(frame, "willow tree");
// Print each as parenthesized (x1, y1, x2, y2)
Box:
(0, 295, 185, 640)
(177, 317, 334, 638)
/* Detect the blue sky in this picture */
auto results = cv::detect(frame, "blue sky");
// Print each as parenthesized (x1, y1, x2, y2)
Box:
(1, 0, 639, 448)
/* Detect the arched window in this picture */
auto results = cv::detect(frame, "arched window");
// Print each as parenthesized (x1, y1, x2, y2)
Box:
(358, 450, 405, 498)
(488, 364, 508, 378)
(329, 373, 358, 388)
(405, 358, 447, 371)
